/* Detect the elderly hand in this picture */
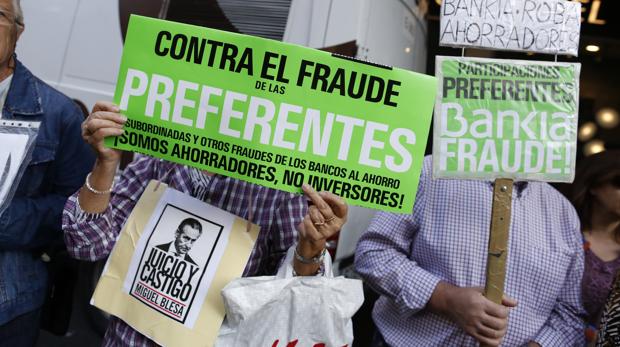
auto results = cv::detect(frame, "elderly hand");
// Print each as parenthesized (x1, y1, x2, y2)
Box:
(81, 101, 126, 165)
(430, 283, 517, 346)
(294, 183, 347, 275)
(78, 101, 126, 213)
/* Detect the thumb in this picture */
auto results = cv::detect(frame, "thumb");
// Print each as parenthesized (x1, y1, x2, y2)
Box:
(501, 294, 518, 308)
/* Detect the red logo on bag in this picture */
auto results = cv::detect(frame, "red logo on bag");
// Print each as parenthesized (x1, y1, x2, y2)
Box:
(271, 340, 348, 347)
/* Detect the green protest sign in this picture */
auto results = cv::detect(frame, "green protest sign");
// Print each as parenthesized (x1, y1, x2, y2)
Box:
(106, 15, 437, 213)
(433, 56, 580, 182)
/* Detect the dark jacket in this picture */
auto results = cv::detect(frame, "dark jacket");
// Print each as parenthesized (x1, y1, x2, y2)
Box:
(155, 242, 198, 266)
(0, 59, 95, 324)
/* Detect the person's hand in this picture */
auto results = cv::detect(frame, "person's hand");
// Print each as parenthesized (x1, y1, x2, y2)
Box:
(448, 286, 517, 346)
(78, 101, 127, 213)
(81, 101, 126, 165)
(297, 183, 348, 257)
(430, 283, 517, 346)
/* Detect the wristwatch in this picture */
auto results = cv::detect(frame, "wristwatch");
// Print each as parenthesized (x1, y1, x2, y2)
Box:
(294, 244, 326, 264)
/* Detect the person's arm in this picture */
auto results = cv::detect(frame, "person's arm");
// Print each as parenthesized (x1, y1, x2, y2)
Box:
(62, 156, 156, 260)
(356, 213, 516, 346)
(268, 185, 347, 276)
(258, 190, 306, 276)
(293, 185, 347, 276)
(355, 160, 515, 346)
(530, 248, 585, 346)
(76, 101, 125, 213)
(0, 102, 95, 250)
(354, 160, 439, 315)
(62, 101, 148, 261)
(355, 210, 442, 315)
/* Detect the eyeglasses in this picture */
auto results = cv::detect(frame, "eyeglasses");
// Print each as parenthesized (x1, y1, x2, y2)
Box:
(0, 8, 21, 27)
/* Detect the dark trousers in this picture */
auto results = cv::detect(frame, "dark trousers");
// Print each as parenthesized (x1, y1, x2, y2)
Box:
(0, 309, 41, 347)
(371, 330, 389, 347)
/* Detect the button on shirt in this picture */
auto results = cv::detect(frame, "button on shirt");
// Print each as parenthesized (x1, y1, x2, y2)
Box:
(355, 156, 585, 346)
(62, 156, 307, 347)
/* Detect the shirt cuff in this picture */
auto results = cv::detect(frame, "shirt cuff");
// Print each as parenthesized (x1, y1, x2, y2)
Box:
(395, 266, 443, 315)
(533, 328, 563, 347)
(73, 194, 105, 223)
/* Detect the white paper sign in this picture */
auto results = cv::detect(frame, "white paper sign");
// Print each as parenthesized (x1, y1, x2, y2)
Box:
(122, 187, 236, 328)
(439, 0, 581, 56)
(0, 133, 30, 203)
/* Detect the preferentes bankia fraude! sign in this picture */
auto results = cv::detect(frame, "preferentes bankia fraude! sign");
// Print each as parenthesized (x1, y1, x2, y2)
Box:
(433, 56, 580, 182)
(439, 0, 581, 56)
(105, 15, 437, 213)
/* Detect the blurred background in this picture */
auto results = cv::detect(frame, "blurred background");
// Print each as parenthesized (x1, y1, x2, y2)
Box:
(16, 0, 617, 346)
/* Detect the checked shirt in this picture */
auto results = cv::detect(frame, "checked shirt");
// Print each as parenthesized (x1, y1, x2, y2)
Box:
(63, 156, 306, 346)
(355, 156, 586, 346)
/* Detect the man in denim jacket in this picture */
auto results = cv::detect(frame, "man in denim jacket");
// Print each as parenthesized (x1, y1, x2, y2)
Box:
(0, 1, 95, 345)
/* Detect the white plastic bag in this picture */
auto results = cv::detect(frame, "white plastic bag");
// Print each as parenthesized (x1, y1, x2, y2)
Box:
(215, 247, 364, 347)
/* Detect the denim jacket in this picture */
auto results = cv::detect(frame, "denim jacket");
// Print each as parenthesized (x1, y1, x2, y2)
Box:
(0, 59, 95, 324)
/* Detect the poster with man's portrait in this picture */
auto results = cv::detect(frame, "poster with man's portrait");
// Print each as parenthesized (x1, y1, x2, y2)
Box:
(126, 204, 223, 324)
(122, 187, 235, 328)
(92, 181, 259, 347)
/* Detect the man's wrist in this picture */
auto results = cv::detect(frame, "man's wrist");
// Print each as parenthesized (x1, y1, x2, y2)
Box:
(428, 281, 454, 317)
(296, 238, 326, 258)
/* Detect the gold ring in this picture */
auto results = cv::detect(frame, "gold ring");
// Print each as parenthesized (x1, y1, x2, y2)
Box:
(324, 216, 336, 223)
(313, 221, 325, 226)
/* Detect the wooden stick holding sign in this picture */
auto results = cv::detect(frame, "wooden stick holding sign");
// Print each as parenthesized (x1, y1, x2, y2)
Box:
(483, 178, 514, 304)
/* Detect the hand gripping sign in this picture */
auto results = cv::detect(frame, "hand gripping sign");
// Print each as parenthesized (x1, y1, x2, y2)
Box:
(105, 15, 437, 214)
(432, 56, 580, 305)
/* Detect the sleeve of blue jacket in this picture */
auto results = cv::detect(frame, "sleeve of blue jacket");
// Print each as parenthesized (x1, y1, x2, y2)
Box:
(0, 102, 95, 250)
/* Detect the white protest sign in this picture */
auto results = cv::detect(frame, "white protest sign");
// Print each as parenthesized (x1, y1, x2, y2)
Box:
(439, 0, 581, 56)
(0, 121, 40, 215)
(0, 134, 29, 202)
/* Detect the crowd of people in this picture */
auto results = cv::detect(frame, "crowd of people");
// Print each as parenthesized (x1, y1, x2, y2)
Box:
(0, 0, 619, 346)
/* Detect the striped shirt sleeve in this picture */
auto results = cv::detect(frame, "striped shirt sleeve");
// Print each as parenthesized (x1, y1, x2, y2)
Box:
(62, 157, 157, 261)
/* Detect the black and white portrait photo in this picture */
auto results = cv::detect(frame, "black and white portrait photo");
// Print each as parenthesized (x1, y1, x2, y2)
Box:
(155, 217, 204, 265)
(127, 202, 225, 324)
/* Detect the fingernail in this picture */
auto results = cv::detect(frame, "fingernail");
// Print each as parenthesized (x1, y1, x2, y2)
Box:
(302, 183, 310, 190)
(120, 115, 128, 122)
